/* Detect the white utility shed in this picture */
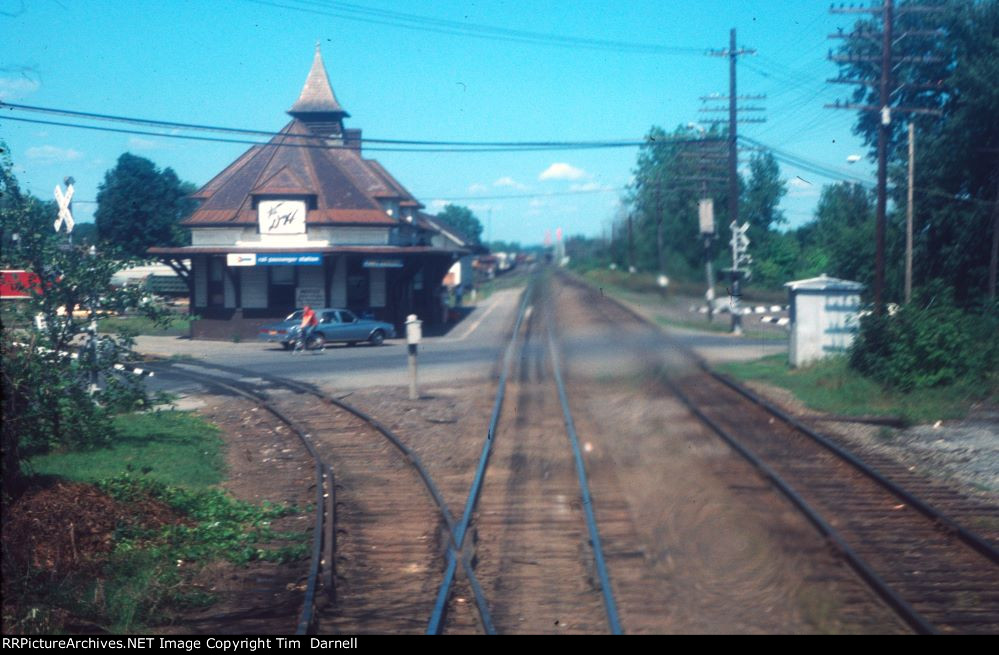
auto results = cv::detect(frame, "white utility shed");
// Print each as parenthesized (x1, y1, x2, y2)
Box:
(785, 274, 865, 368)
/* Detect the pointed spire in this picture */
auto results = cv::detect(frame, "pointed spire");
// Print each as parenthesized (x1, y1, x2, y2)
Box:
(288, 44, 350, 118)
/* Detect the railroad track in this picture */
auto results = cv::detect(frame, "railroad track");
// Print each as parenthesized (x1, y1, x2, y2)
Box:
(555, 270, 999, 634)
(147, 360, 492, 634)
(428, 274, 626, 634)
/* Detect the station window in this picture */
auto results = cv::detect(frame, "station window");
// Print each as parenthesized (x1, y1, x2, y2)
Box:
(271, 266, 295, 285)
(269, 266, 296, 310)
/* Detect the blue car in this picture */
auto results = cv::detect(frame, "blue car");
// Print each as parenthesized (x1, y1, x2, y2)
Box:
(258, 308, 396, 349)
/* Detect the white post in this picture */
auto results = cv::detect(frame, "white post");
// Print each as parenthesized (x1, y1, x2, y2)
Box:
(405, 314, 422, 401)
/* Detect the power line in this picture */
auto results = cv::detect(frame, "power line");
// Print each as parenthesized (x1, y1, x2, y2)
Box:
(72, 187, 626, 205)
(430, 187, 625, 202)
(740, 135, 875, 186)
(0, 101, 654, 149)
(246, 0, 707, 55)
(1, 115, 659, 153)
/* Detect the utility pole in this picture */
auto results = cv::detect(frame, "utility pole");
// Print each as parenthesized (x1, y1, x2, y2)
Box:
(707, 29, 763, 333)
(706, 30, 763, 230)
(990, 172, 999, 302)
(827, 1, 944, 314)
(627, 210, 635, 273)
(906, 121, 915, 304)
(678, 136, 726, 320)
(877, 0, 893, 314)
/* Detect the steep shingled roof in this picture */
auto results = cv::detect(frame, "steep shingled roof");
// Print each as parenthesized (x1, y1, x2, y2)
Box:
(180, 47, 453, 232)
(182, 120, 399, 226)
(288, 44, 349, 118)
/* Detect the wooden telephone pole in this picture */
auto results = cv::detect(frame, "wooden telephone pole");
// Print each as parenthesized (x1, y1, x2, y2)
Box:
(706, 28, 764, 333)
(827, 1, 944, 313)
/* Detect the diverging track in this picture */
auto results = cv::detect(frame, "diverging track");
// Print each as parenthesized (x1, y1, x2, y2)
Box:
(147, 360, 490, 634)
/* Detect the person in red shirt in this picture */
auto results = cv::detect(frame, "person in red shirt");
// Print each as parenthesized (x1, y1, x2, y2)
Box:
(300, 305, 319, 348)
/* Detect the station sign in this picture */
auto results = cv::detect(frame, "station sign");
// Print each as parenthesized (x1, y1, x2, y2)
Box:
(226, 253, 322, 266)
(227, 254, 257, 267)
(362, 258, 404, 269)
(258, 200, 307, 235)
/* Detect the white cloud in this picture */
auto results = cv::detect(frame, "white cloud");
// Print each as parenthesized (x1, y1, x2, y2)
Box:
(0, 77, 40, 100)
(430, 199, 449, 210)
(467, 183, 488, 194)
(493, 176, 527, 190)
(25, 145, 83, 165)
(539, 163, 587, 181)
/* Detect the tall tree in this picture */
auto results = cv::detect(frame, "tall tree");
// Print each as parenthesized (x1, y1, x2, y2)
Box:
(740, 152, 789, 286)
(741, 151, 787, 239)
(94, 153, 196, 258)
(435, 204, 483, 246)
(627, 125, 730, 277)
(833, 0, 999, 303)
(803, 182, 877, 286)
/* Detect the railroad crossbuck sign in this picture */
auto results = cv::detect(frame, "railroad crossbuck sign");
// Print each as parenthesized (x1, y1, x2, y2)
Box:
(53, 180, 75, 234)
(730, 221, 752, 271)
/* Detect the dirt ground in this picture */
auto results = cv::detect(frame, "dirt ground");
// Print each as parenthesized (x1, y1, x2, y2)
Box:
(157, 394, 317, 635)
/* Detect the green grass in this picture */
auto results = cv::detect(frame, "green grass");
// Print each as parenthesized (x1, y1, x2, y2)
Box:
(717, 354, 989, 424)
(9, 410, 307, 634)
(29, 411, 224, 489)
(98, 313, 193, 337)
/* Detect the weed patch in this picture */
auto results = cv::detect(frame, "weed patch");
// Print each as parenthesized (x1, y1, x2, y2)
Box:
(5, 411, 306, 634)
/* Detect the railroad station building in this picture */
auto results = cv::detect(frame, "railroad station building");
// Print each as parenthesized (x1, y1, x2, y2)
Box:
(150, 46, 466, 339)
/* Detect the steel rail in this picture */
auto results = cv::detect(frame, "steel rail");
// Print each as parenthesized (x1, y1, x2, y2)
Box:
(426, 279, 535, 634)
(143, 363, 327, 635)
(704, 368, 999, 565)
(556, 270, 999, 562)
(545, 321, 623, 634)
(555, 269, 999, 632)
(150, 358, 496, 634)
(663, 375, 936, 635)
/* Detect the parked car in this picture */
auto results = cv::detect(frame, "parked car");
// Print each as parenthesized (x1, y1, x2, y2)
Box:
(258, 308, 396, 349)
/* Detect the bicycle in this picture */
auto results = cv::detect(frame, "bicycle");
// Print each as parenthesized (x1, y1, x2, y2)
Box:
(291, 327, 325, 354)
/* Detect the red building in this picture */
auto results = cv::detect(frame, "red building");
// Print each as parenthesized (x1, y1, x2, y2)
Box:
(150, 46, 465, 339)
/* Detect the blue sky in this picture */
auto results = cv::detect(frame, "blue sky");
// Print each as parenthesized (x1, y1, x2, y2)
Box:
(2, 0, 875, 245)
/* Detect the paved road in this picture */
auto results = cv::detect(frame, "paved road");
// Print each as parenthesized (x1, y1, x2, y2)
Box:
(139, 279, 788, 399)
(139, 288, 523, 395)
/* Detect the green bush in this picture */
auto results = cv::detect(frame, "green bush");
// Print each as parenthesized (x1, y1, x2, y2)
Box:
(849, 288, 999, 391)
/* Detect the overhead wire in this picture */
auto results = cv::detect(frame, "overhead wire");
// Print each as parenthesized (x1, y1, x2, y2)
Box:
(246, 0, 706, 55)
(0, 115, 660, 153)
(0, 101, 655, 149)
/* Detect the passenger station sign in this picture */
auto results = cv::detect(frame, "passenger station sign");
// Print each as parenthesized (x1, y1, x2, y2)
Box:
(226, 253, 322, 266)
